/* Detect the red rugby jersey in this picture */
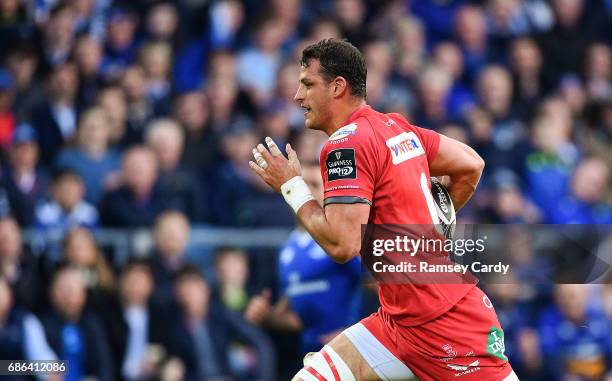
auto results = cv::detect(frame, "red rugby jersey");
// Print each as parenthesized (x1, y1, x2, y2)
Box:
(319, 105, 475, 326)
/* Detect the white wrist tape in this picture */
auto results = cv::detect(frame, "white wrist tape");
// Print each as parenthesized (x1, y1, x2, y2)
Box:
(281, 176, 314, 213)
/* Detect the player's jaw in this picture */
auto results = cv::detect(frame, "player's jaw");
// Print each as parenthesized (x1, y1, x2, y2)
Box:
(302, 98, 331, 132)
(302, 104, 316, 129)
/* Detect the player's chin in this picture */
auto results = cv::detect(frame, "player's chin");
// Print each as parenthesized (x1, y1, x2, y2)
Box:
(304, 117, 315, 130)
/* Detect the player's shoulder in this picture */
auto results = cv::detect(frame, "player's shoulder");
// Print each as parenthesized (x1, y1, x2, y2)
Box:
(325, 117, 375, 148)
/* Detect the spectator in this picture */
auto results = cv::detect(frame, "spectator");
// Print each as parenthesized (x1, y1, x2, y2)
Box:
(102, 7, 140, 80)
(208, 0, 245, 50)
(537, 0, 606, 85)
(205, 73, 242, 132)
(31, 62, 80, 164)
(37, 3, 77, 71)
(215, 247, 251, 312)
(526, 106, 583, 221)
(34, 169, 98, 262)
(120, 66, 157, 145)
(414, 64, 454, 129)
(34, 169, 98, 256)
(474, 65, 529, 178)
(138, 42, 173, 113)
(433, 41, 475, 119)
(551, 157, 611, 224)
(55, 106, 122, 204)
(105, 260, 168, 381)
(0, 278, 57, 378)
(509, 37, 548, 116)
(211, 118, 294, 227)
(0, 216, 42, 311)
(149, 210, 191, 313)
(0, 123, 49, 226)
(275, 61, 310, 129)
(0, 0, 32, 59)
(580, 100, 612, 179)
(538, 284, 612, 381)
(61, 227, 114, 313)
(169, 265, 275, 381)
(96, 85, 129, 147)
(584, 42, 611, 100)
(332, 0, 368, 47)
(173, 91, 219, 172)
(454, 5, 491, 83)
(489, 175, 540, 224)
(41, 266, 114, 381)
(237, 16, 285, 106)
(145, 2, 180, 44)
(100, 146, 167, 227)
(363, 40, 414, 115)
(392, 16, 426, 81)
(4, 44, 42, 122)
(145, 118, 207, 222)
(72, 35, 104, 108)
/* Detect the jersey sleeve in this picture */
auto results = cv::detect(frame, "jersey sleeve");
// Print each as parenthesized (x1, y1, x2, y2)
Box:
(414, 126, 441, 165)
(319, 121, 377, 206)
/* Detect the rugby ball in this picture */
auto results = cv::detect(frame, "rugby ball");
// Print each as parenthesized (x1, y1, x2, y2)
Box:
(431, 177, 456, 239)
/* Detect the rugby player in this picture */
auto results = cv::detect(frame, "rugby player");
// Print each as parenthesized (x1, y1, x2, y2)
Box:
(249, 39, 518, 381)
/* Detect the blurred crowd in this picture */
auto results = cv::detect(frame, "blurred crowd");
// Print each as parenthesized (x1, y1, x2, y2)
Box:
(0, 0, 610, 380)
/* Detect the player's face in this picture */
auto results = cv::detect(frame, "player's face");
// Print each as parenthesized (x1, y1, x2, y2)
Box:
(294, 59, 333, 132)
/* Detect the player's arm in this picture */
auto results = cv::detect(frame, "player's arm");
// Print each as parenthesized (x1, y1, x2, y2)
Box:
(249, 137, 369, 264)
(296, 201, 370, 263)
(428, 134, 485, 211)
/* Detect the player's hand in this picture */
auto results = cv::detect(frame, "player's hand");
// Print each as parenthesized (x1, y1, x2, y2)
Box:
(249, 137, 302, 193)
(244, 288, 272, 325)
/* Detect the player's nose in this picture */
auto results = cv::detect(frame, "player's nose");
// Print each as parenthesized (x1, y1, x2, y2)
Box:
(293, 85, 305, 103)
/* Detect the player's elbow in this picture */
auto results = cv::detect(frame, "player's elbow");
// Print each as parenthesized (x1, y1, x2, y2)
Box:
(461, 147, 485, 178)
(328, 243, 360, 264)
(470, 153, 485, 177)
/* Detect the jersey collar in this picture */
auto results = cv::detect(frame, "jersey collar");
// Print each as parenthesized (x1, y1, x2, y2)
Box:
(342, 104, 372, 126)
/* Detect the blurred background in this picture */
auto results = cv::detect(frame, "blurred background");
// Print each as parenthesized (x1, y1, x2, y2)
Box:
(0, 0, 610, 380)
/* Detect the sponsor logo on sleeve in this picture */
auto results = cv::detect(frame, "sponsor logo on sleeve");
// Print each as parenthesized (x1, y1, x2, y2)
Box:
(326, 148, 357, 181)
(329, 123, 357, 141)
(385, 132, 425, 164)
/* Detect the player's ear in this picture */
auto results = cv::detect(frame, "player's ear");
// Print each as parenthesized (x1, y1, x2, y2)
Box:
(331, 76, 348, 98)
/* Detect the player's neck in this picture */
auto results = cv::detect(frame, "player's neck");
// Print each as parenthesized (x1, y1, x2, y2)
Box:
(325, 98, 367, 136)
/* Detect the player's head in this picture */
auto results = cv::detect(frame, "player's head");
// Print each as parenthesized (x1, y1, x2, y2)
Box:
(295, 38, 367, 131)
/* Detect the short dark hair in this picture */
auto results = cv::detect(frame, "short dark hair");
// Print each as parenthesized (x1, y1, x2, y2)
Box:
(121, 258, 152, 277)
(214, 246, 247, 266)
(300, 38, 367, 99)
(174, 264, 206, 284)
(51, 168, 82, 185)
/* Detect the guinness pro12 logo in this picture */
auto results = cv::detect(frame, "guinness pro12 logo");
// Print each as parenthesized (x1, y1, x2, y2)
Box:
(326, 148, 357, 181)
